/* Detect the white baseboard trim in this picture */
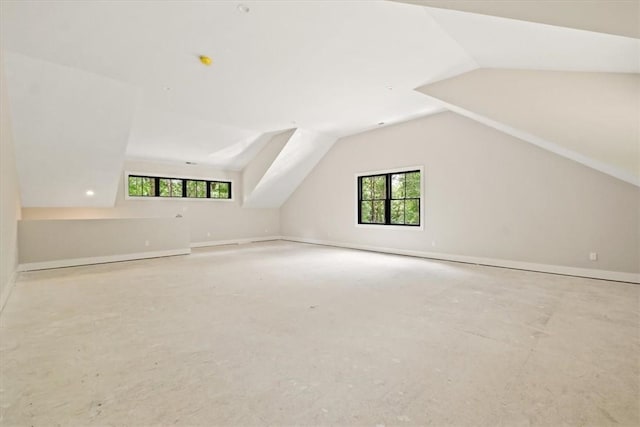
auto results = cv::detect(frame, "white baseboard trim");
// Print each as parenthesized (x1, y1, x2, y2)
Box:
(191, 236, 283, 248)
(0, 270, 18, 314)
(281, 236, 640, 284)
(18, 248, 192, 272)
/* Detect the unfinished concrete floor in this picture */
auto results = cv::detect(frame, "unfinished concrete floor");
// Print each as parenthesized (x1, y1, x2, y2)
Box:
(0, 241, 638, 426)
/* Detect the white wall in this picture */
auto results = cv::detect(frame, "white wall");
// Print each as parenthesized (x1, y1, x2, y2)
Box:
(281, 112, 640, 276)
(22, 160, 280, 244)
(0, 53, 22, 311)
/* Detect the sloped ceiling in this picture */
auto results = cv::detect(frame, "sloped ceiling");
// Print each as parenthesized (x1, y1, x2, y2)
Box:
(3, 51, 138, 207)
(417, 69, 640, 186)
(0, 0, 476, 206)
(244, 129, 337, 208)
(422, 5, 640, 73)
(392, 0, 640, 38)
(405, 2, 640, 187)
(1, 0, 639, 207)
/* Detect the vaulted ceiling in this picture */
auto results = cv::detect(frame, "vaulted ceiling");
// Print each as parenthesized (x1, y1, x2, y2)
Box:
(1, 0, 638, 207)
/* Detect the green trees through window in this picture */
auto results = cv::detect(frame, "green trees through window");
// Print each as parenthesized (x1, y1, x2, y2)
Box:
(359, 175, 386, 224)
(128, 176, 156, 197)
(358, 170, 421, 226)
(128, 175, 232, 200)
(160, 178, 183, 197)
(186, 180, 207, 198)
(210, 181, 230, 199)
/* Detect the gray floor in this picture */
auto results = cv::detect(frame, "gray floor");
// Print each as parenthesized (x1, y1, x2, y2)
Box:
(0, 241, 638, 426)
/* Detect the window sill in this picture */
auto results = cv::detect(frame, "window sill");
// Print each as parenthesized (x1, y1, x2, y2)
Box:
(124, 195, 235, 202)
(355, 223, 424, 231)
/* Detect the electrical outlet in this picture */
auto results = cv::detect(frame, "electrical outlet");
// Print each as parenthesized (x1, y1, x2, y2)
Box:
(431, 240, 437, 247)
(589, 252, 598, 261)
(207, 232, 211, 237)
(145, 240, 150, 247)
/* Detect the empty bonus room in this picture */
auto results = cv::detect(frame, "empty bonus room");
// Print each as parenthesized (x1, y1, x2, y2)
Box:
(1, 1, 639, 426)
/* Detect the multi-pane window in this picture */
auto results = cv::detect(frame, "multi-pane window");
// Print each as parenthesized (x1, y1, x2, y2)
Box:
(128, 176, 156, 197)
(127, 175, 232, 200)
(186, 180, 207, 198)
(210, 181, 230, 199)
(159, 178, 183, 198)
(358, 170, 421, 226)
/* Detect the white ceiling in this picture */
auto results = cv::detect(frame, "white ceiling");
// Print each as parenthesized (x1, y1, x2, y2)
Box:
(425, 6, 640, 73)
(1, 0, 475, 141)
(126, 106, 260, 165)
(1, 0, 639, 207)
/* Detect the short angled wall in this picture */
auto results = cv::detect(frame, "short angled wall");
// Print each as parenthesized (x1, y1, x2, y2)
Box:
(18, 218, 191, 271)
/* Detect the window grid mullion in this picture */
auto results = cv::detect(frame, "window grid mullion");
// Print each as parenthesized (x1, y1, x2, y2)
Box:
(385, 173, 391, 225)
(403, 173, 407, 225)
(357, 177, 362, 223)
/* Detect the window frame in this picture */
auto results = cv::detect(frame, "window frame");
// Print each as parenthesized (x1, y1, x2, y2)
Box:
(124, 171, 234, 202)
(355, 166, 424, 230)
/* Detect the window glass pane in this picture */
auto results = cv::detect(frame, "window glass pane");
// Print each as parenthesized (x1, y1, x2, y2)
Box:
(372, 200, 385, 223)
(405, 199, 419, 225)
(210, 181, 230, 199)
(391, 174, 405, 199)
(128, 176, 142, 196)
(186, 180, 197, 198)
(142, 177, 155, 196)
(159, 178, 182, 197)
(159, 179, 170, 197)
(170, 179, 182, 197)
(360, 201, 372, 223)
(128, 176, 135, 196)
(218, 182, 230, 198)
(372, 175, 386, 199)
(405, 172, 420, 198)
(361, 177, 373, 200)
(210, 182, 220, 198)
(197, 181, 206, 198)
(391, 200, 405, 224)
(186, 180, 206, 198)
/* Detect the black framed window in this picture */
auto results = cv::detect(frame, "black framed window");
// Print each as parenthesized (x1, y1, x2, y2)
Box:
(128, 176, 156, 197)
(128, 175, 232, 200)
(186, 180, 207, 198)
(358, 170, 421, 226)
(210, 181, 231, 199)
(159, 178, 183, 198)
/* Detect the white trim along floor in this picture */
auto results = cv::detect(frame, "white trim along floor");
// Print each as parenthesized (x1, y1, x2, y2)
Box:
(1, 241, 638, 425)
